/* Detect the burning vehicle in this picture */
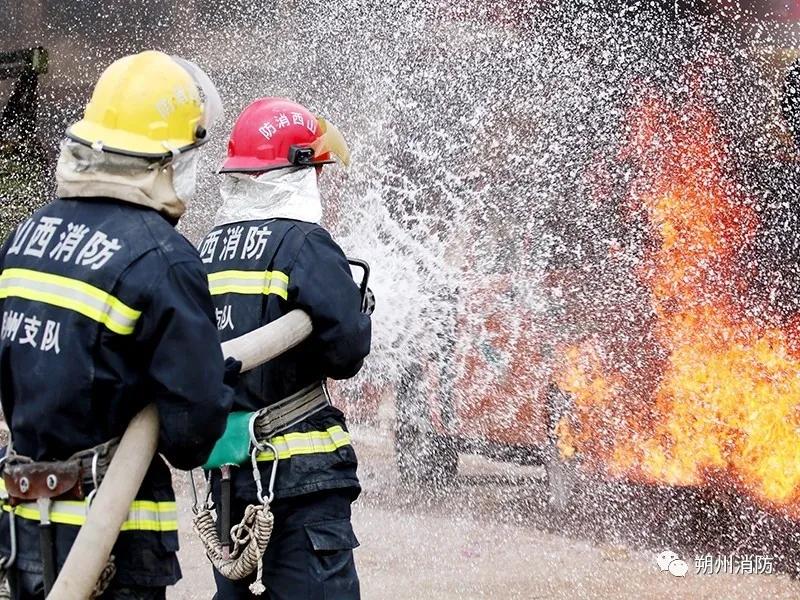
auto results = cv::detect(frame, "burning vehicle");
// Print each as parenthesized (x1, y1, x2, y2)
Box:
(393, 274, 580, 511)
(555, 74, 800, 518)
(391, 3, 800, 521)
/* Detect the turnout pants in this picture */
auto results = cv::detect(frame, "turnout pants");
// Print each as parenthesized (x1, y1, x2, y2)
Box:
(212, 490, 360, 600)
(7, 572, 165, 600)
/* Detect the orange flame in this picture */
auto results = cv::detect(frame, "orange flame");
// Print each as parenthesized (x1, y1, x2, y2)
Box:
(556, 92, 800, 513)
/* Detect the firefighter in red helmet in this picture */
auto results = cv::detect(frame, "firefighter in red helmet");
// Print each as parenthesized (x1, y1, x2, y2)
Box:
(199, 98, 372, 599)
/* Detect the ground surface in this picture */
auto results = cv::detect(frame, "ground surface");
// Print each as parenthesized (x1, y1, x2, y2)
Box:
(171, 417, 800, 600)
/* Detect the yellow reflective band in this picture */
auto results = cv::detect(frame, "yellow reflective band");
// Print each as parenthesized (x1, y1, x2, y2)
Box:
(256, 425, 352, 461)
(2, 499, 177, 532)
(0, 268, 141, 335)
(121, 500, 179, 532)
(207, 270, 289, 300)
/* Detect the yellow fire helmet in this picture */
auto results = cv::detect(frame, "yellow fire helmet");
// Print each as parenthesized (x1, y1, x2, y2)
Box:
(67, 50, 223, 159)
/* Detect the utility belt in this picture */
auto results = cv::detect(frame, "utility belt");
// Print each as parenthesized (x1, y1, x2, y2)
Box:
(191, 382, 330, 575)
(253, 382, 331, 441)
(2, 438, 119, 506)
(0, 437, 119, 593)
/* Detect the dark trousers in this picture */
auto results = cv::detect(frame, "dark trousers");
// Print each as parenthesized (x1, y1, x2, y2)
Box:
(6, 571, 165, 600)
(213, 490, 360, 600)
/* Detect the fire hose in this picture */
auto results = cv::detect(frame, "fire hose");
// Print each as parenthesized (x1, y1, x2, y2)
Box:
(46, 309, 313, 600)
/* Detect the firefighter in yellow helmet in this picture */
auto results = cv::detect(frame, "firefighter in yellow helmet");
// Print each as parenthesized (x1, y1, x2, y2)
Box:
(0, 51, 235, 598)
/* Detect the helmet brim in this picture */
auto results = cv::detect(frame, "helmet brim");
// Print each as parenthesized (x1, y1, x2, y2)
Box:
(218, 158, 335, 175)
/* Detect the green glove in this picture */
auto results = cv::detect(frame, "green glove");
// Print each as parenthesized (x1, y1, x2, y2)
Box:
(203, 411, 254, 470)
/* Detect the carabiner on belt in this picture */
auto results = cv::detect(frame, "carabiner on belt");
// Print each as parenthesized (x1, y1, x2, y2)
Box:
(188, 469, 213, 516)
(248, 413, 278, 507)
(85, 449, 101, 512)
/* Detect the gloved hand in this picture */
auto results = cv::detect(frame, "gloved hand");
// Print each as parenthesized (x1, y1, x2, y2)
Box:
(223, 357, 243, 387)
(363, 287, 376, 316)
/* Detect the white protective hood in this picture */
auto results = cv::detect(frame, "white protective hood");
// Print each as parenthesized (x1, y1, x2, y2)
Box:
(55, 140, 196, 220)
(215, 167, 322, 227)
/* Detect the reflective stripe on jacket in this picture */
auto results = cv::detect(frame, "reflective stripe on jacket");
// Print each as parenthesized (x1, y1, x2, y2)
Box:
(0, 480, 177, 532)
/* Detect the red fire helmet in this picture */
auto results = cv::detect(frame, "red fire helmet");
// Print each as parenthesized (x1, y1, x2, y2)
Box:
(220, 97, 351, 173)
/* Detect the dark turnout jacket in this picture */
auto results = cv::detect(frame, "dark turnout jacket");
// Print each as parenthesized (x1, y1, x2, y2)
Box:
(0, 197, 233, 586)
(200, 217, 371, 501)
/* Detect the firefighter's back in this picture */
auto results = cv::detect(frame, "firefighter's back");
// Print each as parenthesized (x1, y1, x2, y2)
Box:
(0, 196, 228, 591)
(1, 198, 195, 458)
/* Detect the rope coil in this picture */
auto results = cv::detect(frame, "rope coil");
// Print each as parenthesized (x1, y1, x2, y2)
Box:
(190, 422, 280, 594)
(193, 503, 274, 595)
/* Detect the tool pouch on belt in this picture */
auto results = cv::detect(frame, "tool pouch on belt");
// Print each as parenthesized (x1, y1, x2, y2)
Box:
(203, 412, 254, 470)
(3, 460, 83, 505)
